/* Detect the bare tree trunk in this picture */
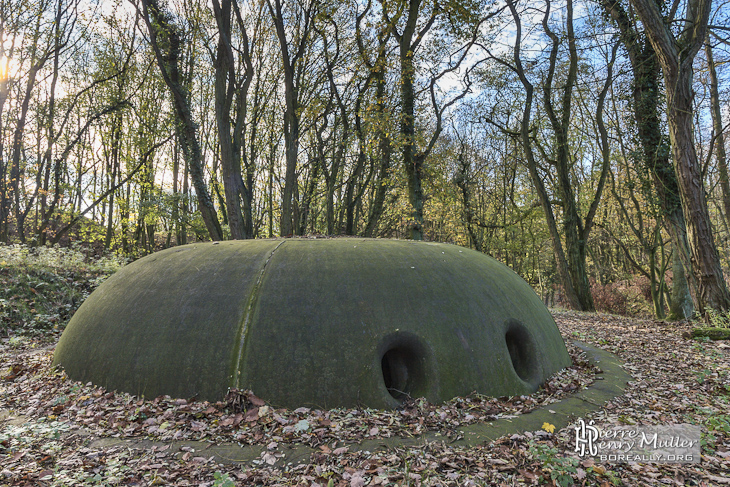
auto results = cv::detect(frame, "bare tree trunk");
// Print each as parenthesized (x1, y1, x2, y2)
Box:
(389, 0, 500, 241)
(212, 0, 245, 239)
(600, 0, 696, 317)
(363, 69, 392, 237)
(0, 36, 10, 241)
(629, 0, 730, 314)
(121, 174, 131, 253)
(344, 144, 366, 235)
(505, 0, 582, 310)
(670, 243, 694, 320)
(6, 0, 57, 243)
(395, 0, 429, 240)
(357, 6, 392, 238)
(267, 0, 313, 236)
(104, 115, 120, 248)
(670, 68, 730, 312)
(172, 131, 182, 245)
(140, 0, 223, 241)
(181, 149, 189, 244)
(505, 0, 606, 310)
(542, 0, 595, 311)
(706, 41, 730, 232)
(212, 0, 256, 240)
(9, 63, 42, 243)
(455, 144, 482, 252)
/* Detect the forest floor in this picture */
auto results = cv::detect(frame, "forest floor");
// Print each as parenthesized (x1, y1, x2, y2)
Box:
(1, 247, 729, 486)
(0, 311, 729, 486)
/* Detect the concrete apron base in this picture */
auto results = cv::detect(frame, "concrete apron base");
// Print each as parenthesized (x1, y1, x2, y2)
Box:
(4, 341, 631, 467)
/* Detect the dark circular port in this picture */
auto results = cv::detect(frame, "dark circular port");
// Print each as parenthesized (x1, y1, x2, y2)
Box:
(379, 333, 430, 403)
(505, 321, 538, 383)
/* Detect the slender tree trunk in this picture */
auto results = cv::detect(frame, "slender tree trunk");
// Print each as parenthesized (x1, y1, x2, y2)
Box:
(105, 117, 120, 248)
(668, 66, 730, 312)
(7, 1, 52, 243)
(388, 0, 435, 240)
(9, 65, 41, 243)
(267, 0, 311, 236)
(108, 107, 124, 248)
(280, 108, 298, 236)
(363, 72, 392, 237)
(541, 0, 595, 311)
(630, 0, 730, 314)
(357, 7, 391, 238)
(141, 0, 223, 241)
(345, 148, 366, 235)
(670, 243, 694, 319)
(600, 0, 696, 317)
(0, 48, 10, 241)
(172, 133, 182, 245)
(299, 158, 320, 235)
(399, 16, 424, 240)
(648, 239, 666, 319)
(36, 0, 64, 246)
(213, 0, 245, 239)
(455, 146, 482, 252)
(401, 83, 423, 239)
(506, 0, 603, 310)
(212, 0, 255, 240)
(363, 74, 392, 237)
(121, 177, 131, 253)
(181, 151, 188, 245)
(706, 41, 730, 231)
(268, 143, 275, 237)
(505, 0, 582, 310)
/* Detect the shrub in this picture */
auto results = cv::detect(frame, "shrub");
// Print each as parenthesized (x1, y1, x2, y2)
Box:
(0, 244, 126, 337)
(590, 279, 628, 315)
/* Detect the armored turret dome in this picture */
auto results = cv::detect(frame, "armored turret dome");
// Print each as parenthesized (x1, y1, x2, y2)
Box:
(53, 238, 571, 409)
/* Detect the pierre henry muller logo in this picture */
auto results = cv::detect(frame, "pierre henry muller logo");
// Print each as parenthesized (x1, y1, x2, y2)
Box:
(573, 419, 700, 464)
(574, 418, 599, 457)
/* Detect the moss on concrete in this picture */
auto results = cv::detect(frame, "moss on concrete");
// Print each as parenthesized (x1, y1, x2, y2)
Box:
(690, 327, 730, 340)
(53, 238, 571, 408)
(53, 241, 280, 400)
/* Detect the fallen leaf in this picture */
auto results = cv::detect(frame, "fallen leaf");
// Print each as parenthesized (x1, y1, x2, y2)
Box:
(580, 458, 595, 468)
(350, 472, 366, 487)
(295, 419, 311, 432)
(244, 407, 259, 422)
(248, 393, 265, 406)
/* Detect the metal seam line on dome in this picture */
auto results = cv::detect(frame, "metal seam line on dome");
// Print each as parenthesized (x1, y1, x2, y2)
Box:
(230, 239, 287, 389)
(54, 238, 571, 407)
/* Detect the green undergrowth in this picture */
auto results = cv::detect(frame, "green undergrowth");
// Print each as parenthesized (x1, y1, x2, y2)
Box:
(0, 244, 126, 340)
(707, 308, 730, 329)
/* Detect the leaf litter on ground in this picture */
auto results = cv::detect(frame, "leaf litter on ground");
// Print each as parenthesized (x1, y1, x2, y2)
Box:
(0, 310, 729, 486)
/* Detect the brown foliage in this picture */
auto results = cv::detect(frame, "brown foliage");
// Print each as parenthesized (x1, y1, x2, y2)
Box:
(590, 279, 628, 315)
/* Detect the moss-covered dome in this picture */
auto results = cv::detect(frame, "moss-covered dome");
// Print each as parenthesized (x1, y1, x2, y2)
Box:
(53, 238, 571, 408)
